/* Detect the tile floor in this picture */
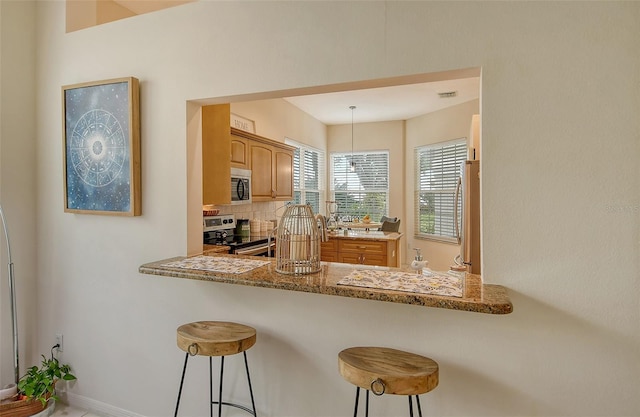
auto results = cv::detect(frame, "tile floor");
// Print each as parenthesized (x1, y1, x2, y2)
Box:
(51, 403, 102, 417)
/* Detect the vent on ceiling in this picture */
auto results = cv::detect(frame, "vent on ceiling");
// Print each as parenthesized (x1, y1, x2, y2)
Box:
(438, 91, 457, 98)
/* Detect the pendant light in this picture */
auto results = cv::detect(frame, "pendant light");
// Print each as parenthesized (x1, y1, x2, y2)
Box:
(349, 105, 356, 172)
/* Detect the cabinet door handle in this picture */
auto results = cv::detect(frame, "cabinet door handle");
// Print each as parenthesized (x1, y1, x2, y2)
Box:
(357, 246, 367, 250)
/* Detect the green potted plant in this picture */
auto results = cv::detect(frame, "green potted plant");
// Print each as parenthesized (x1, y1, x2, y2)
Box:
(0, 353, 76, 417)
(12, 354, 76, 416)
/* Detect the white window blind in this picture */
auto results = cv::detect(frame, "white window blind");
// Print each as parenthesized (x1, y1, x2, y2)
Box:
(330, 151, 389, 221)
(285, 139, 325, 215)
(415, 139, 467, 242)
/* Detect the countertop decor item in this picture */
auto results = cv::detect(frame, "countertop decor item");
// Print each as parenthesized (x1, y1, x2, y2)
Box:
(202, 205, 219, 216)
(162, 256, 269, 274)
(337, 268, 463, 298)
(62, 77, 141, 216)
(275, 204, 323, 275)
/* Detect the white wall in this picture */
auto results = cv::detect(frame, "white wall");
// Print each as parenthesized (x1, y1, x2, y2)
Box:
(4, 1, 636, 416)
(0, 0, 37, 388)
(406, 99, 480, 271)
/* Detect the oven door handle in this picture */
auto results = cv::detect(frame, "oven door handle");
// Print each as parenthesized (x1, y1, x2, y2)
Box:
(235, 242, 275, 256)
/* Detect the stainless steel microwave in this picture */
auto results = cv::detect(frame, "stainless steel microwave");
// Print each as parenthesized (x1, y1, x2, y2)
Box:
(230, 167, 252, 205)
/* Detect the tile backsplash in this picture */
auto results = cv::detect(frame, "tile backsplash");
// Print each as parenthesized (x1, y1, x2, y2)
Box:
(215, 201, 287, 225)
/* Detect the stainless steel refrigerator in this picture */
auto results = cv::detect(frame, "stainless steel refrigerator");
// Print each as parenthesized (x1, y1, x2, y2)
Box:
(454, 160, 481, 274)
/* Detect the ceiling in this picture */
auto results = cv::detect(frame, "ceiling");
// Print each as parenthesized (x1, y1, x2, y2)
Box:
(283, 77, 480, 126)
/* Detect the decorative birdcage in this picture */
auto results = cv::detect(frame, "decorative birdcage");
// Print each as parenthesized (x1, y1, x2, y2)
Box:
(275, 204, 322, 275)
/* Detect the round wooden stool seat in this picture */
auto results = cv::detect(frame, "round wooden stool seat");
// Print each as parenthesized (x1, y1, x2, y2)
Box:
(338, 347, 439, 396)
(177, 321, 256, 357)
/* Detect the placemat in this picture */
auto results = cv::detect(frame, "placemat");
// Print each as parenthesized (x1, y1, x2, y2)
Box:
(337, 269, 463, 298)
(162, 256, 270, 274)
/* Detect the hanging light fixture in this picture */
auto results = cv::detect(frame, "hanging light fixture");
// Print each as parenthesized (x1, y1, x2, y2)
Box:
(349, 105, 356, 172)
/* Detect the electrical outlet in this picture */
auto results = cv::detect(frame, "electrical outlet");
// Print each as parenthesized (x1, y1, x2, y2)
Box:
(55, 333, 63, 352)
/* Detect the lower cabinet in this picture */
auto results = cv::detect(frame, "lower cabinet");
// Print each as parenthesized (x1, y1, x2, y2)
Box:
(320, 239, 339, 262)
(320, 237, 400, 267)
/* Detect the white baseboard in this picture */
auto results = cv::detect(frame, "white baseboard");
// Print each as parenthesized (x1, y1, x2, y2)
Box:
(64, 392, 146, 417)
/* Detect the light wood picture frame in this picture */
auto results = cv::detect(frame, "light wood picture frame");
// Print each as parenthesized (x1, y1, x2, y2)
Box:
(62, 77, 141, 216)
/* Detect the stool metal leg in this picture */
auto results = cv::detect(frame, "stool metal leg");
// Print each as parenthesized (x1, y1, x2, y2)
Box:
(352, 389, 424, 417)
(174, 352, 190, 417)
(243, 351, 257, 416)
(208, 354, 256, 417)
(353, 387, 360, 417)
(365, 390, 370, 417)
(416, 395, 423, 417)
(218, 356, 225, 417)
(408, 395, 423, 417)
(208, 356, 214, 417)
(208, 355, 226, 417)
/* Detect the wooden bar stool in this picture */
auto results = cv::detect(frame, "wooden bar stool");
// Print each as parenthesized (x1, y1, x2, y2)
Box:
(338, 347, 438, 417)
(174, 321, 257, 417)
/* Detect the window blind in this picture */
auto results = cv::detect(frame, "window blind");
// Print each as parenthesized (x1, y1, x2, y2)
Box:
(330, 151, 389, 221)
(414, 139, 467, 242)
(286, 139, 325, 215)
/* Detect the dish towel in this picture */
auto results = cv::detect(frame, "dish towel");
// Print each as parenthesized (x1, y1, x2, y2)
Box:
(162, 255, 270, 274)
(338, 269, 463, 298)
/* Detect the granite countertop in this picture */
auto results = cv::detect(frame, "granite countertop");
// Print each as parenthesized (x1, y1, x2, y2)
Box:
(203, 244, 231, 254)
(327, 230, 403, 241)
(139, 253, 512, 314)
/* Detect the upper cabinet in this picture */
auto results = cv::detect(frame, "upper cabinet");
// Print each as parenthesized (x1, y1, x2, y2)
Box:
(202, 104, 231, 205)
(201, 102, 294, 204)
(232, 128, 294, 202)
(230, 135, 249, 169)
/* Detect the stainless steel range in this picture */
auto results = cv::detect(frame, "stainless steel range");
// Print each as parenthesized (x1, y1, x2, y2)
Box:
(203, 214, 274, 256)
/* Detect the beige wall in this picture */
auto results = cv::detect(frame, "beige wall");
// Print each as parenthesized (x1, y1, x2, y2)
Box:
(327, 120, 405, 229)
(232, 99, 327, 150)
(406, 99, 480, 271)
(1, 1, 636, 416)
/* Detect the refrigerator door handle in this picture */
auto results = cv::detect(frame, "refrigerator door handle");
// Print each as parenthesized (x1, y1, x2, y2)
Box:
(454, 176, 462, 244)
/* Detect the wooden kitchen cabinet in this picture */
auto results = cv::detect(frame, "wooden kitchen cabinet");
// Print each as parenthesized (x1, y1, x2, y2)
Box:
(231, 127, 294, 202)
(339, 240, 389, 266)
(320, 235, 401, 267)
(202, 107, 293, 204)
(338, 252, 386, 266)
(320, 239, 339, 262)
(230, 135, 249, 169)
(202, 104, 231, 205)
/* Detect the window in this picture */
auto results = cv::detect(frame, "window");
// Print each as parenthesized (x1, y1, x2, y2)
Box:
(415, 139, 467, 242)
(330, 151, 389, 221)
(286, 139, 325, 215)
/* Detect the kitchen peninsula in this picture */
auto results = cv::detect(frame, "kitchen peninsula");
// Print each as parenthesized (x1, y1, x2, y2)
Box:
(139, 254, 512, 315)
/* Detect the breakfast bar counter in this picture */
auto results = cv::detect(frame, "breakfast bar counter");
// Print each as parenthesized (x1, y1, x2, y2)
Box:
(139, 253, 512, 315)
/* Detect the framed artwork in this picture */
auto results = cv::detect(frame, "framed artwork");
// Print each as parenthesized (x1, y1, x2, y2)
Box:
(62, 77, 141, 216)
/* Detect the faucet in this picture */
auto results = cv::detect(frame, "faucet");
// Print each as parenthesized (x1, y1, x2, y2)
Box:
(315, 214, 328, 242)
(266, 225, 278, 258)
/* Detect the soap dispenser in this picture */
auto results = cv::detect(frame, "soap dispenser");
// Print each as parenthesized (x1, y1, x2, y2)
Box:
(410, 248, 428, 274)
